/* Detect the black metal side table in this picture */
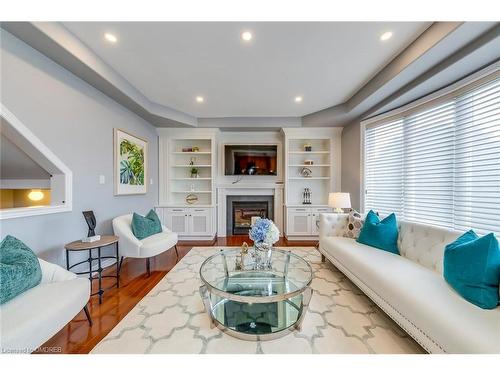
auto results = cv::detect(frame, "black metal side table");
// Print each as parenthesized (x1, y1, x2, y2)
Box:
(65, 235, 120, 304)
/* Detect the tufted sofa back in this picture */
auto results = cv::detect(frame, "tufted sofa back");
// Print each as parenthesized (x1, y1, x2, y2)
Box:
(397, 221, 462, 274)
(319, 213, 464, 275)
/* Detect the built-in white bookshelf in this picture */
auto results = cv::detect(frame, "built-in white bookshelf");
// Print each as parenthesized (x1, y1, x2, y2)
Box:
(286, 137, 332, 206)
(157, 129, 218, 241)
(282, 128, 342, 239)
(166, 138, 215, 206)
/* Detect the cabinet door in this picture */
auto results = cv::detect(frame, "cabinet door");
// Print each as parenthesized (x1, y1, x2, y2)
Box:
(311, 212, 321, 236)
(189, 208, 211, 236)
(311, 208, 331, 236)
(166, 209, 189, 235)
(287, 208, 312, 235)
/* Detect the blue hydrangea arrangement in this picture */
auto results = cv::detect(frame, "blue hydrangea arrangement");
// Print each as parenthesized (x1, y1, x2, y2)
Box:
(249, 218, 280, 245)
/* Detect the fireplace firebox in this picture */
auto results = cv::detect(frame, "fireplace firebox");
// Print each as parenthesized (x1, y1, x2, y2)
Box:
(226, 196, 274, 235)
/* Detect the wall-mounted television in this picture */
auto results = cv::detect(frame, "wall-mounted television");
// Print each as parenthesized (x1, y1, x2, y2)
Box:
(224, 144, 278, 176)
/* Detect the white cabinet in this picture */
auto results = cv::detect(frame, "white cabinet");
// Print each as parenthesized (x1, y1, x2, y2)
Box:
(286, 206, 332, 239)
(190, 208, 211, 235)
(287, 208, 312, 235)
(311, 207, 331, 236)
(166, 208, 190, 235)
(159, 207, 214, 240)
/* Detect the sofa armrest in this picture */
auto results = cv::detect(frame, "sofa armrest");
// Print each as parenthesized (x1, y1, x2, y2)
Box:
(319, 213, 349, 238)
(112, 216, 142, 258)
(39, 258, 76, 284)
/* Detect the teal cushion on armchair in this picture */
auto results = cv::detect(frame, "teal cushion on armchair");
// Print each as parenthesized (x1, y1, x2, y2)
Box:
(444, 230, 500, 309)
(0, 235, 42, 305)
(131, 209, 162, 240)
(357, 210, 400, 254)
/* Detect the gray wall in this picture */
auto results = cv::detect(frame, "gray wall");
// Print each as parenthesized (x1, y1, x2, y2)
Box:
(341, 120, 361, 211)
(0, 31, 158, 265)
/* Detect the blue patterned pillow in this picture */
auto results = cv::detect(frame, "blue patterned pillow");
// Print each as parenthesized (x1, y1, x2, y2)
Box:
(0, 235, 42, 304)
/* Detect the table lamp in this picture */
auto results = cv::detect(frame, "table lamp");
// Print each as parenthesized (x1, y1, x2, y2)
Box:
(328, 192, 351, 213)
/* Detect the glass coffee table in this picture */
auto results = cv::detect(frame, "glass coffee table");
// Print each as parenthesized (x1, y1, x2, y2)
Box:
(199, 248, 313, 341)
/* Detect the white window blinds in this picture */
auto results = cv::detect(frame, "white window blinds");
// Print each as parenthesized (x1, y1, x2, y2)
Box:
(454, 79, 500, 234)
(403, 101, 456, 229)
(364, 74, 500, 235)
(364, 119, 404, 217)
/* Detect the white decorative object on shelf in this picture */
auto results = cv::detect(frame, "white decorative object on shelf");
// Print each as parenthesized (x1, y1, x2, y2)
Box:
(186, 194, 199, 205)
(82, 235, 101, 243)
(300, 167, 312, 177)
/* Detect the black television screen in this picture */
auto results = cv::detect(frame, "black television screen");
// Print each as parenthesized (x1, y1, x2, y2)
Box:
(224, 145, 277, 176)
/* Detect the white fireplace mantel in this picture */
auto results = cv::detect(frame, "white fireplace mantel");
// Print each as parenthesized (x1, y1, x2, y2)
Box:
(217, 184, 284, 237)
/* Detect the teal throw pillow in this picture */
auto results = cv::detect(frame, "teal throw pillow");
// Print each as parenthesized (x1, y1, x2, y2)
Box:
(131, 209, 162, 240)
(357, 210, 399, 254)
(444, 230, 500, 309)
(0, 235, 42, 305)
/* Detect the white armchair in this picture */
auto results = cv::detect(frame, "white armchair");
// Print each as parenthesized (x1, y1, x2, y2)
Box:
(0, 258, 91, 353)
(112, 214, 179, 276)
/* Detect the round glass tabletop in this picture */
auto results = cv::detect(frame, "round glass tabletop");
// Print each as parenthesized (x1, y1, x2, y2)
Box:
(198, 248, 314, 340)
(199, 248, 313, 302)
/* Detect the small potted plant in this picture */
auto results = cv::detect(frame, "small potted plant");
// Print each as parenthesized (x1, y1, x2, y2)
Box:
(190, 167, 199, 178)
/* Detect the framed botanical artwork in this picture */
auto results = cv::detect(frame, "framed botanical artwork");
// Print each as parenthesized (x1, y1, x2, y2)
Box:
(114, 128, 148, 195)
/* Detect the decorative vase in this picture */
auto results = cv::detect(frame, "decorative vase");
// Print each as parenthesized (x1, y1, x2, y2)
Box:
(253, 241, 273, 270)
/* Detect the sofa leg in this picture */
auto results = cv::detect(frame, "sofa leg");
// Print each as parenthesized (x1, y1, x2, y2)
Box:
(174, 245, 179, 261)
(83, 305, 92, 326)
(146, 257, 151, 276)
(321, 254, 326, 263)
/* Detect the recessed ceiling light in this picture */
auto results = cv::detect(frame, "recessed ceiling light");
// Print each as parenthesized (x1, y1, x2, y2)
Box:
(104, 33, 118, 43)
(241, 31, 253, 41)
(196, 96, 204, 103)
(380, 31, 393, 41)
(295, 96, 303, 103)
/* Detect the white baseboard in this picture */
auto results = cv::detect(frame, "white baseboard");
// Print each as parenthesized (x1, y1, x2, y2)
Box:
(285, 235, 319, 241)
(178, 235, 216, 241)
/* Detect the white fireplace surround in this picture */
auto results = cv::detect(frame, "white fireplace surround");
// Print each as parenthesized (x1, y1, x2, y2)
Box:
(217, 184, 284, 237)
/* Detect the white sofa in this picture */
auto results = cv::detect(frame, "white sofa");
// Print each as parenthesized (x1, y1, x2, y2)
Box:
(319, 213, 500, 354)
(0, 258, 90, 353)
(112, 214, 179, 276)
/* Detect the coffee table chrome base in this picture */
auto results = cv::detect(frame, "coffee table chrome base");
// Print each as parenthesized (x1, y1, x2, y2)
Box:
(199, 284, 313, 341)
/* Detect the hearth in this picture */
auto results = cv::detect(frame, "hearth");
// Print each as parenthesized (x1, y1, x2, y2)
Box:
(226, 195, 274, 235)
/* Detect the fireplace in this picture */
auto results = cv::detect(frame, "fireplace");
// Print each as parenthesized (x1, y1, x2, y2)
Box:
(226, 195, 274, 235)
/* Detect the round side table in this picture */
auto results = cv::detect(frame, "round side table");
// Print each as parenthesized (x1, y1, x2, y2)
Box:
(65, 235, 119, 304)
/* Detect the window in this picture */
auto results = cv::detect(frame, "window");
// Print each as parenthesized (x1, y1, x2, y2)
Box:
(363, 71, 500, 235)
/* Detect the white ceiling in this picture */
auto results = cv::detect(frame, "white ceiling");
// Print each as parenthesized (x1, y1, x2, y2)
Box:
(62, 22, 431, 118)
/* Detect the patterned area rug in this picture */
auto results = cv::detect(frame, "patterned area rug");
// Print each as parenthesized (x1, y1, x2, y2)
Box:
(91, 247, 424, 354)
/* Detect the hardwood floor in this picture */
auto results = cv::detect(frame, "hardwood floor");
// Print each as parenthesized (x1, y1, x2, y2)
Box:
(37, 236, 316, 354)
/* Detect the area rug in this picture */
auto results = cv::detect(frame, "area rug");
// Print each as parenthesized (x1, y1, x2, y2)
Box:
(91, 247, 424, 354)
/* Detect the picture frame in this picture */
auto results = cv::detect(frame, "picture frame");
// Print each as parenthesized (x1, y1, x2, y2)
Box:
(114, 128, 148, 195)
